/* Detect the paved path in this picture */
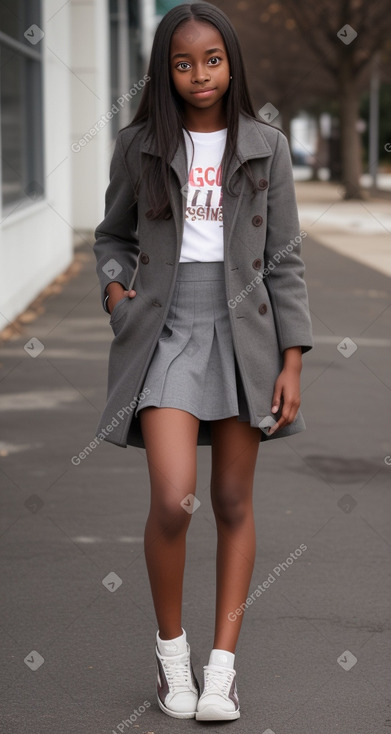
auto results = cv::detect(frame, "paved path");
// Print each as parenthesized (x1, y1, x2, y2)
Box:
(296, 180, 391, 277)
(0, 198, 390, 733)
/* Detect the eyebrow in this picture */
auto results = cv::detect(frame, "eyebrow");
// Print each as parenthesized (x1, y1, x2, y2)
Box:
(171, 47, 225, 60)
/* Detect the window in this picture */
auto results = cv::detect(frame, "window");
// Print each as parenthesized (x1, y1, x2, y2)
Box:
(0, 0, 44, 212)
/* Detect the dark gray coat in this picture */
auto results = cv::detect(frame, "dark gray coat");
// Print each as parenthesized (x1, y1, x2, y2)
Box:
(93, 112, 313, 448)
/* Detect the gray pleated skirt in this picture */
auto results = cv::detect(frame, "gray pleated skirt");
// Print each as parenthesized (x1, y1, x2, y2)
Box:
(135, 261, 251, 423)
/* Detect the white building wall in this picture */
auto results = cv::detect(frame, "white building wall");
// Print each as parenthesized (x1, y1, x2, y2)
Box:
(0, 0, 153, 331)
(0, 1, 73, 330)
(70, 0, 112, 231)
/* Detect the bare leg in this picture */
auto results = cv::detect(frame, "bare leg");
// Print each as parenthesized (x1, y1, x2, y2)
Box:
(209, 417, 261, 654)
(139, 406, 200, 640)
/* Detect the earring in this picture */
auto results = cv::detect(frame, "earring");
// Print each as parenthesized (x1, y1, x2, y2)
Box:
(230, 75, 232, 79)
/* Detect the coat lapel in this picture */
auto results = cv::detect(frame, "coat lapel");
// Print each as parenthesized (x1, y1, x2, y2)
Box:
(224, 113, 273, 183)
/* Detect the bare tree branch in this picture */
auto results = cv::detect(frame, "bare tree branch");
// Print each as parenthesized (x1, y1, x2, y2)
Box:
(284, 0, 338, 75)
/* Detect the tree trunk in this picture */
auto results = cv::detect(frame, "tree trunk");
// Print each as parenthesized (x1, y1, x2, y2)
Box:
(338, 56, 364, 199)
(279, 103, 293, 146)
(310, 114, 321, 181)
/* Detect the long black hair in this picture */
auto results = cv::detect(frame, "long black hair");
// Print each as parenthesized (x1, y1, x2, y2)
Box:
(123, 2, 265, 219)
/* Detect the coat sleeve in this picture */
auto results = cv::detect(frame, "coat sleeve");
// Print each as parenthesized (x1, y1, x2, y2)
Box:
(93, 131, 140, 311)
(263, 130, 313, 354)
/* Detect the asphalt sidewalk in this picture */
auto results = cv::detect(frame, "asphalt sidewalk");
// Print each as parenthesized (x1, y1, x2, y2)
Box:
(295, 179, 391, 277)
(0, 182, 390, 734)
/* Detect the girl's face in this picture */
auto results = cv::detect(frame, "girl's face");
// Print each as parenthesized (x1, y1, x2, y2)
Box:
(170, 19, 231, 117)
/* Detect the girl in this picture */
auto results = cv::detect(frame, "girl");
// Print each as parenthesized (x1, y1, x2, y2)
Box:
(93, 1, 313, 722)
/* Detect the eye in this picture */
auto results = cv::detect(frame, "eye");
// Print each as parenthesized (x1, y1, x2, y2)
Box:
(208, 56, 222, 65)
(176, 61, 191, 70)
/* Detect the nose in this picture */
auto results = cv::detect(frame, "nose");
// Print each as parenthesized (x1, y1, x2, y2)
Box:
(192, 63, 211, 84)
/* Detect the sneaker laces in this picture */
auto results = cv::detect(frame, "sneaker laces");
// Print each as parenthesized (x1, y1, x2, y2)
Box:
(203, 665, 235, 697)
(162, 655, 192, 691)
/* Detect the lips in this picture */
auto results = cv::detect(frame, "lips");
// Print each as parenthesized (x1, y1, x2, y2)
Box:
(191, 88, 216, 97)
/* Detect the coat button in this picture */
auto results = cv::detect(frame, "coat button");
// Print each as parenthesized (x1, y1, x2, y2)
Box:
(252, 258, 262, 270)
(258, 178, 268, 190)
(152, 300, 161, 307)
(252, 215, 263, 227)
(140, 252, 149, 264)
(258, 303, 267, 315)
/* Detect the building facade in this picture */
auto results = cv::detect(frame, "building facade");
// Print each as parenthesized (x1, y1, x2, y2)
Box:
(0, 0, 160, 329)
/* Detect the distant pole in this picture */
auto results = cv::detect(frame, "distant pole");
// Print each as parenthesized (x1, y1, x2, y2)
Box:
(139, 0, 156, 74)
(369, 52, 380, 196)
(118, 0, 130, 130)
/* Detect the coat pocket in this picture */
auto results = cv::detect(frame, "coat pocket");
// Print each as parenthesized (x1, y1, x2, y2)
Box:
(109, 296, 130, 331)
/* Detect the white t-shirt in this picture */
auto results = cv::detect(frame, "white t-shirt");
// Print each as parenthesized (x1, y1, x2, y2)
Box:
(179, 127, 227, 262)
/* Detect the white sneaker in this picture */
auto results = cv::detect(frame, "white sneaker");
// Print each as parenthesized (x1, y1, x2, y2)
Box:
(195, 663, 240, 720)
(156, 641, 200, 718)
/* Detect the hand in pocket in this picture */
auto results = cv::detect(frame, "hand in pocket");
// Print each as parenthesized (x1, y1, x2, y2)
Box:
(108, 286, 137, 314)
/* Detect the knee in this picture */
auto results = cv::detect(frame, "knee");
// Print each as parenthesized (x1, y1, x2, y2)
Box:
(211, 484, 251, 527)
(150, 494, 193, 536)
